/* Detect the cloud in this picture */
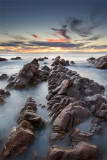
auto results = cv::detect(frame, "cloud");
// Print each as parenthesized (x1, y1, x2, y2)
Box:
(67, 6, 105, 37)
(0, 40, 84, 49)
(84, 44, 107, 50)
(3, 32, 28, 40)
(46, 38, 67, 42)
(28, 41, 83, 48)
(51, 25, 70, 40)
(32, 34, 39, 39)
(0, 41, 24, 47)
(87, 35, 102, 41)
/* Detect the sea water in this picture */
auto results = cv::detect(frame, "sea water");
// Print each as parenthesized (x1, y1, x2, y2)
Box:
(0, 52, 107, 160)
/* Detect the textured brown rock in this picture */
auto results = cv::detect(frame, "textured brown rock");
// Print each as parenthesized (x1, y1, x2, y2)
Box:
(46, 142, 99, 160)
(6, 58, 40, 89)
(0, 127, 35, 160)
(69, 128, 92, 146)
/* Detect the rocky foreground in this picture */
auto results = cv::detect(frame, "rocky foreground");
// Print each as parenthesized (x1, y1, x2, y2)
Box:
(0, 56, 107, 160)
(46, 63, 107, 160)
(0, 97, 45, 160)
(87, 55, 107, 69)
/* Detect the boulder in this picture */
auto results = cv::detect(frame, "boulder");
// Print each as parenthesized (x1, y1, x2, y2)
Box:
(51, 103, 89, 141)
(69, 128, 92, 146)
(87, 55, 107, 69)
(0, 127, 35, 160)
(46, 142, 99, 160)
(6, 58, 40, 89)
(51, 56, 69, 66)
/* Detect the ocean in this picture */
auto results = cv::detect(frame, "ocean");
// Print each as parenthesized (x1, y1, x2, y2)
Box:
(0, 52, 107, 160)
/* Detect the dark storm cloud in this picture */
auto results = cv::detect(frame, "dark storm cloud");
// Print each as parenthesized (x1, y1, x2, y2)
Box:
(0, 40, 84, 48)
(51, 25, 70, 39)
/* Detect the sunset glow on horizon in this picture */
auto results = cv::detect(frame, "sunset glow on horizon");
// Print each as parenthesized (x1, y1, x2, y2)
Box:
(0, 0, 107, 54)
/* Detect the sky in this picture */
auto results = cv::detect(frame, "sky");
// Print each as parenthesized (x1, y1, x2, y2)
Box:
(0, 0, 107, 53)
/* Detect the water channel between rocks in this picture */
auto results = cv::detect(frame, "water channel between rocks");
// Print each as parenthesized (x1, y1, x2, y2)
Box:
(0, 53, 107, 160)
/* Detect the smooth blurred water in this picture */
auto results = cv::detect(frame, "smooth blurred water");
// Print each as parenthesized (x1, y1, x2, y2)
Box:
(0, 53, 107, 160)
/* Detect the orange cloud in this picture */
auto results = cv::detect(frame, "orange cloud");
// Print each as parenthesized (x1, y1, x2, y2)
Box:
(46, 38, 68, 42)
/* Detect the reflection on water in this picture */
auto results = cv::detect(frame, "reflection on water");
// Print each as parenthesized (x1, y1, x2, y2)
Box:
(0, 53, 107, 160)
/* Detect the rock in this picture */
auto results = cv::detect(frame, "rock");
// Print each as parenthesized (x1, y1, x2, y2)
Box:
(0, 89, 10, 104)
(0, 74, 8, 80)
(95, 103, 107, 120)
(51, 56, 69, 66)
(11, 57, 22, 60)
(0, 96, 5, 104)
(6, 58, 40, 89)
(18, 111, 45, 128)
(53, 104, 89, 131)
(0, 89, 10, 97)
(85, 94, 107, 114)
(0, 97, 45, 160)
(0, 127, 35, 160)
(38, 58, 44, 61)
(90, 117, 107, 134)
(18, 97, 45, 128)
(41, 65, 50, 71)
(8, 73, 17, 82)
(38, 57, 48, 61)
(86, 57, 96, 64)
(0, 57, 7, 61)
(69, 128, 92, 146)
(51, 103, 89, 141)
(87, 55, 107, 69)
(46, 142, 99, 160)
(70, 61, 75, 64)
(58, 79, 73, 95)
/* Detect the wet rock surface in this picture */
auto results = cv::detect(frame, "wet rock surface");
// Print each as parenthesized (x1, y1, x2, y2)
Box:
(87, 55, 107, 69)
(6, 59, 51, 89)
(45, 62, 106, 159)
(46, 142, 99, 160)
(0, 97, 45, 160)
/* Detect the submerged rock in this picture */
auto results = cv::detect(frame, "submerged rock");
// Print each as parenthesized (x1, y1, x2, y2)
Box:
(46, 142, 99, 160)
